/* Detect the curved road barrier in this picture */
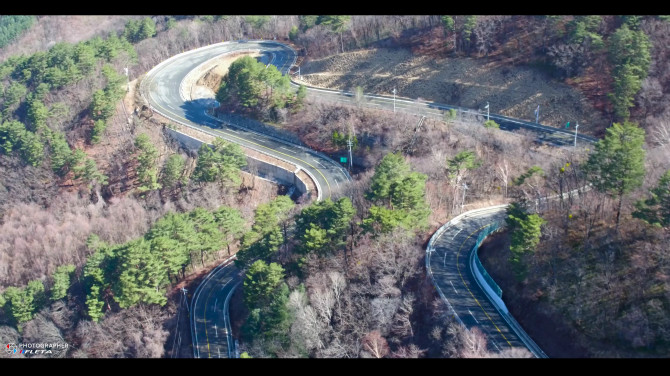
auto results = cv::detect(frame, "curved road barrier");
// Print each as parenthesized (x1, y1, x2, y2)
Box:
(426, 205, 547, 358)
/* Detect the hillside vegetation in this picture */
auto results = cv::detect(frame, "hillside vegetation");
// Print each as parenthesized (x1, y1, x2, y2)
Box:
(0, 16, 36, 49)
(0, 15, 669, 358)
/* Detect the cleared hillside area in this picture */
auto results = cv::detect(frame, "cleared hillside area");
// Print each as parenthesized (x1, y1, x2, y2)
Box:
(299, 48, 607, 135)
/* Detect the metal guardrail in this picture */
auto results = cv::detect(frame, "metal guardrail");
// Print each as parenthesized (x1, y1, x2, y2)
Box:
(426, 205, 548, 358)
(148, 40, 594, 359)
(472, 221, 504, 299)
(425, 205, 509, 327)
(139, 42, 334, 201)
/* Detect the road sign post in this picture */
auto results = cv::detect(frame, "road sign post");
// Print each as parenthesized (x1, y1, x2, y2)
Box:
(393, 87, 396, 113)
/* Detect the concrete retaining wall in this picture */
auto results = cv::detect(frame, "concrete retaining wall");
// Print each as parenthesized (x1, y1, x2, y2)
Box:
(166, 127, 310, 197)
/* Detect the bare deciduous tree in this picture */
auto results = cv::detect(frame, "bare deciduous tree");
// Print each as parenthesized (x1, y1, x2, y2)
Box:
(361, 330, 390, 358)
(459, 327, 490, 358)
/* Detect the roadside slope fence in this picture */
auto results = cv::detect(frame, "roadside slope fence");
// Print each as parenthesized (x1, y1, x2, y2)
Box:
(472, 221, 504, 299)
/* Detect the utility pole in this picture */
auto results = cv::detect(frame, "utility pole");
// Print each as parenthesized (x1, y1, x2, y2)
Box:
(393, 87, 397, 113)
(535, 104, 540, 124)
(574, 121, 579, 148)
(347, 138, 353, 170)
(124, 66, 129, 92)
(181, 287, 189, 313)
(461, 182, 468, 213)
(485, 102, 489, 121)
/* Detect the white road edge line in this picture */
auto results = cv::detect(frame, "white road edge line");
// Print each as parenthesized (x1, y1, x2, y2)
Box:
(468, 309, 479, 324)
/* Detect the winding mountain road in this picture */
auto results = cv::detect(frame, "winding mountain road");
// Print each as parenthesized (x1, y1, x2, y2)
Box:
(426, 206, 547, 357)
(141, 41, 354, 359)
(143, 40, 600, 358)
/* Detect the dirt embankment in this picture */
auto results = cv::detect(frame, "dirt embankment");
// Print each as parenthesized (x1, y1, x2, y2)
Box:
(298, 48, 607, 136)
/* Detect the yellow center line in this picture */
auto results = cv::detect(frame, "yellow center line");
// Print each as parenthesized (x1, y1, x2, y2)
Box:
(455, 223, 513, 348)
(145, 47, 333, 199)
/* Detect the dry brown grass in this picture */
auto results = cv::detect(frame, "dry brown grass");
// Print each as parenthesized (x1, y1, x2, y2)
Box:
(0, 16, 137, 61)
(299, 47, 606, 136)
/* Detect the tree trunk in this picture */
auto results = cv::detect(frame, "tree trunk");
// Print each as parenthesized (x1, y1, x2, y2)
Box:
(616, 191, 624, 232)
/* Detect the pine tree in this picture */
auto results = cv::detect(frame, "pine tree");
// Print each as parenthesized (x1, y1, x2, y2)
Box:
(441, 16, 455, 34)
(633, 169, 670, 228)
(301, 223, 328, 254)
(90, 89, 115, 121)
(1, 280, 45, 327)
(26, 98, 48, 132)
(134, 133, 161, 192)
(51, 264, 75, 301)
(192, 138, 246, 186)
(362, 205, 407, 233)
(83, 157, 108, 186)
(213, 206, 246, 255)
(17, 129, 44, 167)
(368, 152, 411, 205)
(294, 84, 307, 108)
(237, 196, 293, 265)
(584, 121, 646, 229)
(288, 26, 299, 41)
(365, 152, 429, 232)
(113, 238, 168, 308)
(122, 19, 141, 43)
(74, 41, 97, 76)
(608, 24, 651, 120)
(317, 16, 351, 53)
(49, 132, 72, 176)
(506, 203, 545, 281)
(147, 212, 197, 279)
(243, 260, 284, 308)
(91, 119, 107, 144)
(83, 241, 112, 321)
(138, 18, 157, 41)
(190, 208, 225, 266)
(446, 150, 481, 182)
(161, 154, 186, 189)
(263, 283, 292, 341)
(86, 285, 105, 322)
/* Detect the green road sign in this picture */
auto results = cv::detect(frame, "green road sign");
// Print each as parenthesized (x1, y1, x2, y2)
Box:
(566, 121, 570, 128)
(340, 157, 347, 163)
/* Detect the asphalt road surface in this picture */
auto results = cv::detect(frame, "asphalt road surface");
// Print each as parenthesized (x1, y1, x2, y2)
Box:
(142, 41, 351, 359)
(190, 258, 240, 359)
(427, 208, 546, 357)
(144, 40, 600, 358)
(141, 41, 352, 201)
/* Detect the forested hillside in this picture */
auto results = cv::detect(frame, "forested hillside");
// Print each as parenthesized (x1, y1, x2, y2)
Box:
(0, 16, 35, 49)
(0, 15, 668, 358)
